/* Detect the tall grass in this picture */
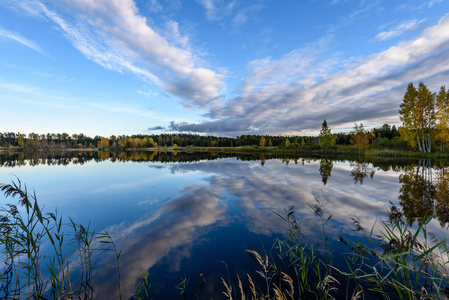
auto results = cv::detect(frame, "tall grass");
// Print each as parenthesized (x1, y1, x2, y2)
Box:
(337, 204, 449, 299)
(220, 203, 339, 300)
(0, 178, 123, 299)
(221, 202, 449, 300)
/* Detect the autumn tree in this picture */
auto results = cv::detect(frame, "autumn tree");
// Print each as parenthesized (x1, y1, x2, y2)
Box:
(350, 123, 370, 150)
(319, 119, 333, 148)
(436, 86, 449, 152)
(399, 82, 435, 152)
(98, 138, 110, 149)
(260, 136, 266, 148)
(281, 138, 291, 148)
(17, 134, 25, 148)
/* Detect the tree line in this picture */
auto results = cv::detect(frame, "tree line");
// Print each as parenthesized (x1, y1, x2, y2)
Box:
(1, 82, 447, 153)
(0, 128, 401, 151)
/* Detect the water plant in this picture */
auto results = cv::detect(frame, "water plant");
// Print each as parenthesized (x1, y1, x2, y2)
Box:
(0, 178, 123, 299)
(220, 201, 449, 300)
(337, 203, 449, 299)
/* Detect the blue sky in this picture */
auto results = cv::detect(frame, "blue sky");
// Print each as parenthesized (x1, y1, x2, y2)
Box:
(1, 0, 449, 137)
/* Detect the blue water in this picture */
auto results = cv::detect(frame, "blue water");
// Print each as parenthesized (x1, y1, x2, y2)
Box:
(0, 153, 447, 299)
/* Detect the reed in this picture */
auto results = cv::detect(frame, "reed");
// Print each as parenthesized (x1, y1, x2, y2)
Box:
(221, 202, 449, 300)
(0, 178, 123, 299)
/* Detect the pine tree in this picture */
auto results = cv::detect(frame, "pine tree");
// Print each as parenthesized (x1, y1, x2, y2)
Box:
(319, 119, 333, 148)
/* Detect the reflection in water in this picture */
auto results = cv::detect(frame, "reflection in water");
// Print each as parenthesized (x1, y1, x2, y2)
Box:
(1, 151, 449, 298)
(399, 160, 435, 225)
(93, 184, 226, 299)
(436, 165, 449, 226)
(319, 158, 333, 185)
(0, 151, 99, 167)
(399, 160, 449, 227)
(350, 161, 375, 184)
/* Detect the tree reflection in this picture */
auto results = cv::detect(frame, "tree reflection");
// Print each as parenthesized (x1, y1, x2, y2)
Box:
(398, 160, 449, 227)
(350, 162, 375, 184)
(398, 161, 435, 225)
(319, 158, 333, 185)
(435, 164, 449, 227)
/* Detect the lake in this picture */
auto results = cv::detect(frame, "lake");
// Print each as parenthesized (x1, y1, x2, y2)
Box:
(1, 151, 448, 299)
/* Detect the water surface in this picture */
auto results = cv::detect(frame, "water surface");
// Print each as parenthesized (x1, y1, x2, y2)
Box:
(1, 151, 448, 299)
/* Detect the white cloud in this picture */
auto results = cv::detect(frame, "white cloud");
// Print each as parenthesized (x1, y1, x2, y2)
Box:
(196, 0, 261, 27)
(231, 4, 263, 28)
(0, 28, 42, 53)
(164, 20, 189, 48)
(148, 0, 163, 13)
(195, 0, 236, 20)
(90, 103, 167, 120)
(171, 13, 449, 136)
(11, 0, 225, 109)
(196, 0, 219, 20)
(426, 0, 443, 8)
(0, 80, 78, 108)
(137, 89, 153, 97)
(375, 19, 426, 41)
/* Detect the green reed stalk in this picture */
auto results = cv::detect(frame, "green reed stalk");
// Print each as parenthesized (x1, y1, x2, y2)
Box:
(0, 178, 123, 299)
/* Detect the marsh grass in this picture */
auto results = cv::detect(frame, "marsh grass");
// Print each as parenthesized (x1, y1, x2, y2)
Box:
(220, 203, 339, 300)
(221, 201, 449, 300)
(0, 178, 123, 299)
(337, 203, 449, 299)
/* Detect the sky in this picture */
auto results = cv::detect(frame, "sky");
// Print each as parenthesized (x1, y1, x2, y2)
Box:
(1, 0, 449, 137)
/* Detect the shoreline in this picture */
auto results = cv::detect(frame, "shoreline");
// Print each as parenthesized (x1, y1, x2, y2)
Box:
(1, 146, 449, 159)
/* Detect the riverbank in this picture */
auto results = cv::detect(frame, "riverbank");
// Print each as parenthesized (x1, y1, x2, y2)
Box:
(2, 145, 449, 159)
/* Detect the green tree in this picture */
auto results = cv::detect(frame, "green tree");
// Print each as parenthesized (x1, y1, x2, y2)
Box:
(436, 86, 449, 152)
(319, 119, 333, 148)
(399, 82, 435, 152)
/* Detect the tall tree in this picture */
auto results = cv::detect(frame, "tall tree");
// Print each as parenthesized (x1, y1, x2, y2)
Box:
(399, 82, 435, 152)
(350, 123, 370, 150)
(436, 86, 449, 152)
(399, 83, 418, 149)
(259, 136, 266, 148)
(319, 119, 333, 148)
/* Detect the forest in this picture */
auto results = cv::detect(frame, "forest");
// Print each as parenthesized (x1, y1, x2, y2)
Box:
(1, 82, 448, 153)
(0, 124, 401, 151)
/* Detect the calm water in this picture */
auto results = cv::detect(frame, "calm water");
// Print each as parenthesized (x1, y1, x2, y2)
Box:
(1, 151, 448, 299)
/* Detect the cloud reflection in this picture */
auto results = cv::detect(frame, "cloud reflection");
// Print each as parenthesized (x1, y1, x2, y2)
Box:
(157, 158, 401, 249)
(83, 157, 446, 299)
(93, 183, 226, 299)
